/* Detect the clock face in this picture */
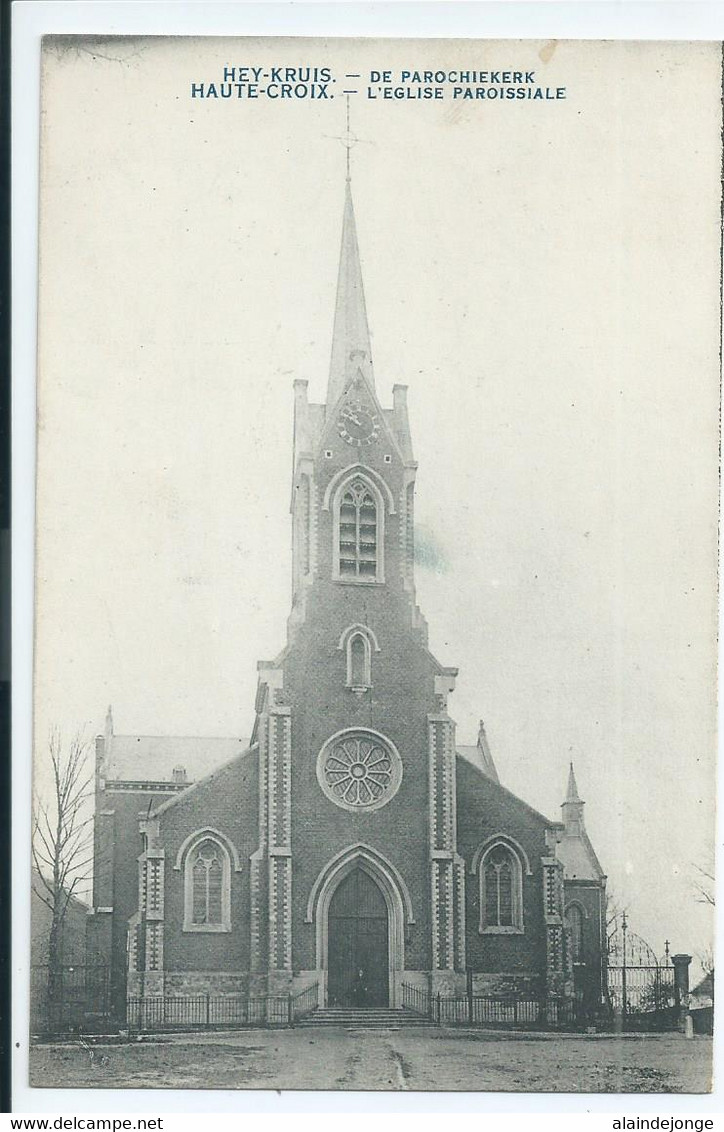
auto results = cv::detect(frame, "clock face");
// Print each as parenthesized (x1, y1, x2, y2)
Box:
(337, 401, 381, 446)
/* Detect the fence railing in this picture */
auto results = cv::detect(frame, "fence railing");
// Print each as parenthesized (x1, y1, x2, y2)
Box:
(127, 986, 319, 1033)
(401, 983, 579, 1029)
(291, 982, 319, 1021)
(607, 964, 676, 1015)
(401, 982, 432, 1020)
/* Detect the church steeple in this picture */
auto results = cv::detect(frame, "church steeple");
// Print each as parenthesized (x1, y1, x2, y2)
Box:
(561, 762, 584, 834)
(327, 179, 374, 407)
(558, 762, 605, 882)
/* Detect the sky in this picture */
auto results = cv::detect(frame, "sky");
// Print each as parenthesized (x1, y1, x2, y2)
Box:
(32, 36, 719, 967)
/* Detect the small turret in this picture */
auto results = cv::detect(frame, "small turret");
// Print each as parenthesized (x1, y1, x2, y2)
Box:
(557, 762, 604, 882)
(561, 762, 584, 835)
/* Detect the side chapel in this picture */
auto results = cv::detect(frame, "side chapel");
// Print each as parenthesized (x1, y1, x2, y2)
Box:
(87, 172, 607, 1020)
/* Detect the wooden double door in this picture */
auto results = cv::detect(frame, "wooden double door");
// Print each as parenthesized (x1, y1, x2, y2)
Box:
(328, 868, 389, 1008)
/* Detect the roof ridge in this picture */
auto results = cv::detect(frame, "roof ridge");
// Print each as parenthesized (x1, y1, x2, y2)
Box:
(113, 734, 248, 740)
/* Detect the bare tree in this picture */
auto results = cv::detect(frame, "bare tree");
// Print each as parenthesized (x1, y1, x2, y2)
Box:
(32, 729, 94, 1029)
(605, 888, 628, 956)
(698, 945, 714, 978)
(693, 861, 715, 907)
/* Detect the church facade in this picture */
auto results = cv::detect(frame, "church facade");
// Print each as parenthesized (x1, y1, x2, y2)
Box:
(87, 176, 606, 1019)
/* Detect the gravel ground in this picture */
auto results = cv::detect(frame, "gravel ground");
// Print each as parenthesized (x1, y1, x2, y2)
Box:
(28, 1027, 713, 1094)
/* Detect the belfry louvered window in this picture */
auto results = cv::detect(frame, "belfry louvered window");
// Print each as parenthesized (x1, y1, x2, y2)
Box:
(338, 480, 378, 580)
(191, 839, 224, 926)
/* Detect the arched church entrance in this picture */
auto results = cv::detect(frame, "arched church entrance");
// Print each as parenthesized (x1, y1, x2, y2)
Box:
(328, 868, 389, 1007)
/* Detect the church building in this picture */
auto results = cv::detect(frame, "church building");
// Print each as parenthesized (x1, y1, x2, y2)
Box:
(87, 172, 606, 1021)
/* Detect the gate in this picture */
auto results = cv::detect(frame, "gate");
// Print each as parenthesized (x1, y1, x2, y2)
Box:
(607, 915, 677, 1031)
(31, 964, 112, 1036)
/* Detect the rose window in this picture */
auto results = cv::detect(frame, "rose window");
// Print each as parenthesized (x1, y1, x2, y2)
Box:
(317, 729, 402, 812)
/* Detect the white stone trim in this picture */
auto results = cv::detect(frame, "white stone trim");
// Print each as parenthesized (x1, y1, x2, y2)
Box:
(336, 622, 381, 653)
(330, 471, 386, 584)
(173, 827, 242, 872)
(305, 843, 415, 924)
(470, 833, 533, 877)
(316, 728, 402, 813)
(177, 830, 236, 934)
(337, 624, 380, 691)
(322, 462, 396, 514)
(476, 839, 526, 935)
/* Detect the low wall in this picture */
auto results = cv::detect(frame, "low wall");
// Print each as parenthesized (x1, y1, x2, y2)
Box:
(164, 971, 250, 996)
(471, 972, 543, 997)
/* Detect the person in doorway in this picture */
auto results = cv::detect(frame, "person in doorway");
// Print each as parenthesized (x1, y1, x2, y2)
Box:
(353, 967, 367, 1006)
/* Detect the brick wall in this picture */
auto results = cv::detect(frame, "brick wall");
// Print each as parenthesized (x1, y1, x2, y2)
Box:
(283, 572, 440, 974)
(564, 878, 605, 1009)
(158, 752, 259, 973)
(456, 758, 551, 979)
(90, 778, 177, 1015)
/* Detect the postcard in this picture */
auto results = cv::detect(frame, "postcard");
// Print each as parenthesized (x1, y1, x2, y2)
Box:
(29, 34, 719, 1093)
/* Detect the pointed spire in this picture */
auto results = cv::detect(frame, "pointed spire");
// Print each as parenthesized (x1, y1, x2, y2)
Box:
(327, 179, 374, 406)
(558, 761, 605, 881)
(566, 762, 582, 803)
(562, 761, 585, 833)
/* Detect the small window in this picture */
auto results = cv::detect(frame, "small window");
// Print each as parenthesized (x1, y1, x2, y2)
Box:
(350, 636, 367, 685)
(325, 450, 333, 459)
(384, 454, 392, 464)
(346, 631, 372, 691)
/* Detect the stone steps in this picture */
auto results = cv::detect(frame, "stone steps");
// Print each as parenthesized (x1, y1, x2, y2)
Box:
(298, 1007, 431, 1028)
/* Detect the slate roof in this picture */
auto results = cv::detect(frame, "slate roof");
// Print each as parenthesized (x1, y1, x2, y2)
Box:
(691, 971, 714, 1002)
(457, 744, 499, 783)
(456, 719, 500, 784)
(556, 832, 605, 882)
(104, 735, 250, 784)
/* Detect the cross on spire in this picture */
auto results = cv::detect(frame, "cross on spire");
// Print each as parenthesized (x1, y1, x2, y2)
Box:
(325, 95, 369, 184)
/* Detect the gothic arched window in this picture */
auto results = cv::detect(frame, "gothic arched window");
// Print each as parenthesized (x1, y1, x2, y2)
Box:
(479, 842, 524, 934)
(182, 834, 232, 932)
(565, 903, 584, 962)
(337, 623, 379, 694)
(336, 478, 381, 582)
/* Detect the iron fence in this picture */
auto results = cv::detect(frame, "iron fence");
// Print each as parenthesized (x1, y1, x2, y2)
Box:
(127, 985, 319, 1033)
(401, 982, 432, 1019)
(401, 983, 579, 1029)
(606, 917, 679, 1031)
(291, 982, 319, 1020)
(607, 965, 676, 1019)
